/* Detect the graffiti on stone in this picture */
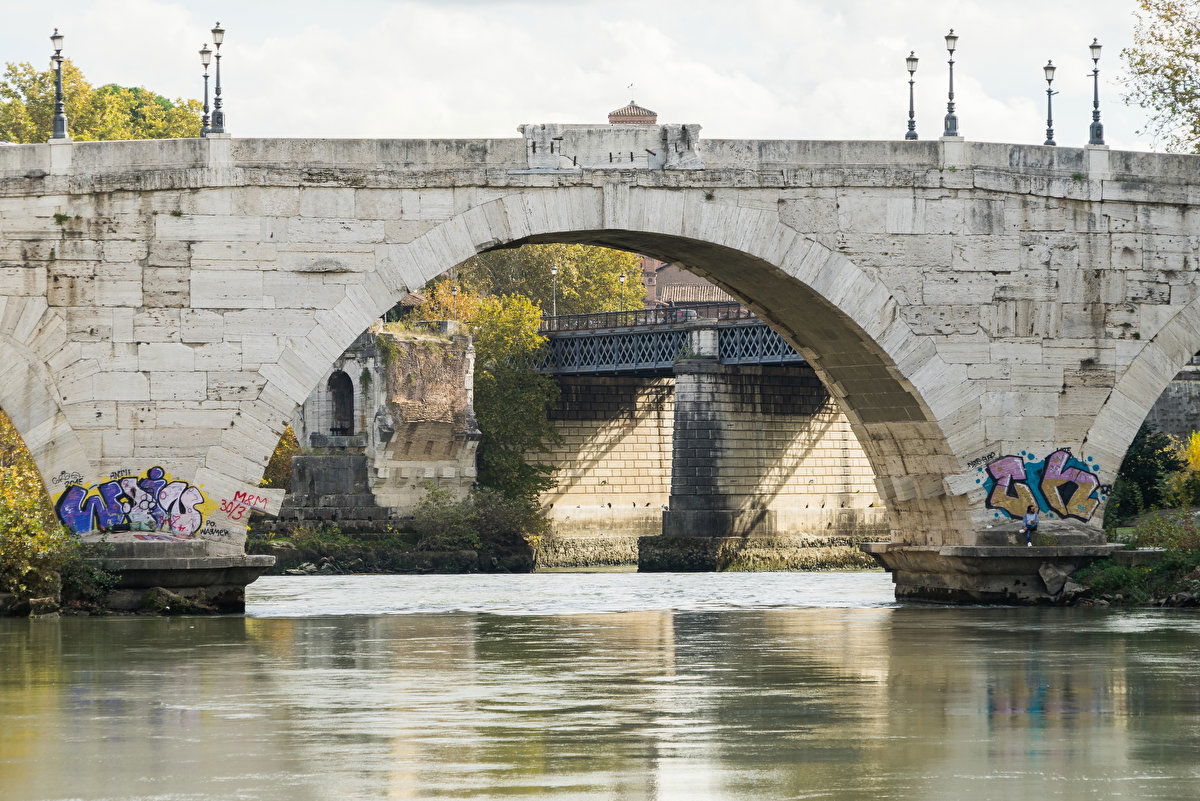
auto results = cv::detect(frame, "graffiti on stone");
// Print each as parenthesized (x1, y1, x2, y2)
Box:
(54, 466, 211, 537)
(217, 490, 273, 523)
(977, 448, 1108, 522)
(50, 470, 84, 486)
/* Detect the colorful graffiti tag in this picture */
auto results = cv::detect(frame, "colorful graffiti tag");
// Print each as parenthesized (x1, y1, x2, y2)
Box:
(977, 449, 1109, 522)
(54, 466, 210, 537)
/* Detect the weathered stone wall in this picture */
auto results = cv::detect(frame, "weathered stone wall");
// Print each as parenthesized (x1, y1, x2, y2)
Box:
(538, 376, 674, 565)
(280, 326, 477, 533)
(666, 362, 885, 538)
(1144, 366, 1200, 439)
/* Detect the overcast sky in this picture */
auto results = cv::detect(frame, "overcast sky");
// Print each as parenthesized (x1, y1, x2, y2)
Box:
(0, 0, 1160, 150)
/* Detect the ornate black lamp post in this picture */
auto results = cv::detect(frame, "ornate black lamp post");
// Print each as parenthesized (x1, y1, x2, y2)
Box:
(943, 29, 959, 137)
(199, 43, 212, 136)
(550, 265, 559, 317)
(210, 22, 226, 134)
(1043, 60, 1057, 146)
(905, 51, 919, 140)
(50, 28, 68, 140)
(1088, 38, 1104, 145)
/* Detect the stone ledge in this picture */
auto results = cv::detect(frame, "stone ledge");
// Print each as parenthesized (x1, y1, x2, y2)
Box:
(861, 543, 1125, 604)
(861, 543, 1125, 559)
(88, 553, 276, 613)
(99, 555, 276, 572)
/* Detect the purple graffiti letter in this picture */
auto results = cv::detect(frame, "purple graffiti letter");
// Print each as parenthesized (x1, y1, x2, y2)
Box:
(1041, 449, 1100, 521)
(986, 455, 1037, 519)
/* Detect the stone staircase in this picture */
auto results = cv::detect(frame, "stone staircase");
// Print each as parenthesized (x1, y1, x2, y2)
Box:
(256, 453, 400, 537)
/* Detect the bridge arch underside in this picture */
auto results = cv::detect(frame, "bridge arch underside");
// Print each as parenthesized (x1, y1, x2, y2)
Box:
(493, 228, 967, 546)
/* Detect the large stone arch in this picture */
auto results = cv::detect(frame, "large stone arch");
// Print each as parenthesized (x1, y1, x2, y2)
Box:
(256, 187, 979, 546)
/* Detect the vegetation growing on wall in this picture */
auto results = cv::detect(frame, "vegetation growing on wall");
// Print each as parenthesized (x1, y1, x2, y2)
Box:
(0, 61, 202, 143)
(410, 274, 568, 508)
(261, 426, 300, 489)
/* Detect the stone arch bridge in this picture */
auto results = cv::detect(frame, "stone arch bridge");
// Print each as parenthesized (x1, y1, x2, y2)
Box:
(2, 123, 1197, 601)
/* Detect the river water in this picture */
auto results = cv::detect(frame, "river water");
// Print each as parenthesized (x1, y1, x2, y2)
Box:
(3, 571, 1200, 801)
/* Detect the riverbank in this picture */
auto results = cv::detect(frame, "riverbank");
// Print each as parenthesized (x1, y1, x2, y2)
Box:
(247, 529, 535, 575)
(1072, 549, 1200, 607)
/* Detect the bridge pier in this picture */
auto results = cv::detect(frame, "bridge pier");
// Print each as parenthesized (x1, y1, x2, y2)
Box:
(640, 350, 885, 571)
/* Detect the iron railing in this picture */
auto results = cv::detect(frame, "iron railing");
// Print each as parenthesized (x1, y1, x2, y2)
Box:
(540, 302, 754, 332)
(541, 329, 689, 374)
(718, 324, 804, 365)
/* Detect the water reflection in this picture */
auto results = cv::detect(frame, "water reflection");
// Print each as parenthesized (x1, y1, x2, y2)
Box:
(2, 575, 1200, 800)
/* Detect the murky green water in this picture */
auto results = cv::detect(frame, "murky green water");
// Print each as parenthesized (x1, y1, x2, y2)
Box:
(2, 572, 1200, 800)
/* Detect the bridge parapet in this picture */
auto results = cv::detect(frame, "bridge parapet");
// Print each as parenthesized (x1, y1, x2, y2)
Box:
(5, 135, 1200, 195)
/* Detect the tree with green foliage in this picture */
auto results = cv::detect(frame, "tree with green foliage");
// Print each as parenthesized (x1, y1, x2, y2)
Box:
(469, 294, 560, 503)
(0, 60, 201, 143)
(0, 412, 69, 600)
(455, 243, 645, 316)
(1122, 0, 1200, 152)
(1106, 423, 1185, 527)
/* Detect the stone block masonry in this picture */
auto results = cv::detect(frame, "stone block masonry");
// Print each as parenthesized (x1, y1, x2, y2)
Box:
(1144, 365, 1200, 439)
(651, 359, 886, 570)
(538, 376, 674, 566)
(538, 365, 885, 568)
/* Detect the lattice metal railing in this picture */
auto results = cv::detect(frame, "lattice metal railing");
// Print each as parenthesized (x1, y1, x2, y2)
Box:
(540, 302, 753, 332)
(540, 322, 804, 374)
(718, 324, 804, 365)
(542, 329, 688, 374)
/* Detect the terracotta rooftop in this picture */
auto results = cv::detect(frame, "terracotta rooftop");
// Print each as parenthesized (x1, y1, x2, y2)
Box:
(608, 100, 657, 124)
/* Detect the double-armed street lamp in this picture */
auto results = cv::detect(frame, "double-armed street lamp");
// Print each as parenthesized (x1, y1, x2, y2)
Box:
(943, 29, 959, 138)
(210, 22, 226, 134)
(904, 51, 918, 140)
(1043, 60, 1057, 146)
(1088, 38, 1104, 145)
(199, 43, 212, 136)
(50, 28, 68, 140)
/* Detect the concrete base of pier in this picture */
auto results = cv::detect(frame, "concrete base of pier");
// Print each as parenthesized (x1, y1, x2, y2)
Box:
(90, 540, 275, 613)
(861, 543, 1126, 604)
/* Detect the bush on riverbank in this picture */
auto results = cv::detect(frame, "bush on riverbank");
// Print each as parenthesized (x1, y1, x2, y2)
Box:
(1077, 510, 1200, 605)
(0, 410, 72, 603)
(248, 487, 541, 575)
(0, 411, 120, 613)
